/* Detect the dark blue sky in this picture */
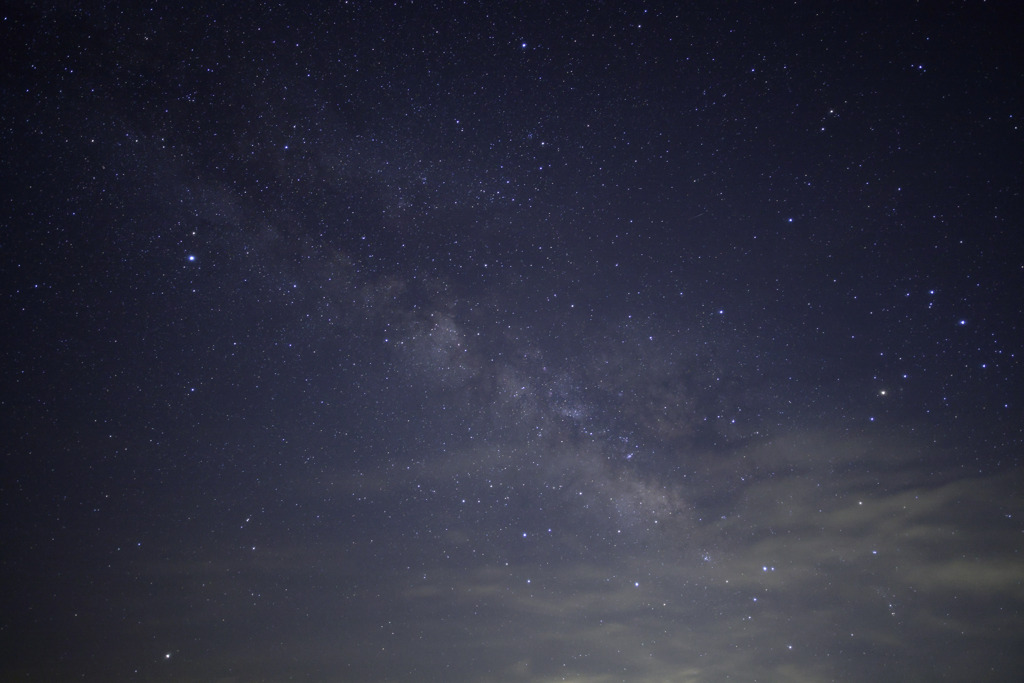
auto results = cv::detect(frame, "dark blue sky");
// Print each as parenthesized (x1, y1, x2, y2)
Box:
(2, 2, 1023, 681)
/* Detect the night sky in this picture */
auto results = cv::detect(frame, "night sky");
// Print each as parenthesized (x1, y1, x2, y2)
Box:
(2, 2, 1024, 681)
